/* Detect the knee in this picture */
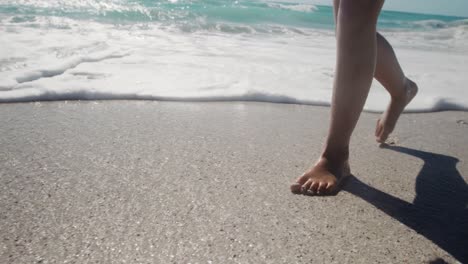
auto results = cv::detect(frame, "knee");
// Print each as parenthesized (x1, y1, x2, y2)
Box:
(339, 0, 384, 26)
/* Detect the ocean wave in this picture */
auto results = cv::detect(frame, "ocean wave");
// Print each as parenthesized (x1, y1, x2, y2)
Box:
(411, 19, 468, 29)
(14, 51, 129, 84)
(2, 14, 310, 35)
(2, 0, 467, 33)
(0, 88, 323, 105)
(0, 0, 151, 17)
(2, 86, 468, 113)
(0, 0, 327, 30)
(266, 3, 317, 13)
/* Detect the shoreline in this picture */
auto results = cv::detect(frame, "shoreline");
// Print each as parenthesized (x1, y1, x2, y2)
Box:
(2, 99, 468, 113)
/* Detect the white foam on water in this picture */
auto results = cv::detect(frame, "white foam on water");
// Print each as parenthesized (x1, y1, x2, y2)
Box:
(1, 15, 468, 112)
(267, 3, 318, 13)
(411, 19, 468, 29)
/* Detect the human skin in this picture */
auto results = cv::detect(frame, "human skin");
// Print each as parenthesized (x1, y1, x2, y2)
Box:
(290, 0, 417, 195)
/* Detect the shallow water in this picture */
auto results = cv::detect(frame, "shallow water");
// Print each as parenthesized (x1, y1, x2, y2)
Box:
(1, 0, 467, 111)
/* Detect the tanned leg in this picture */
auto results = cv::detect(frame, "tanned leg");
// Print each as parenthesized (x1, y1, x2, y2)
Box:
(374, 33, 418, 143)
(334, 0, 418, 143)
(291, 0, 384, 195)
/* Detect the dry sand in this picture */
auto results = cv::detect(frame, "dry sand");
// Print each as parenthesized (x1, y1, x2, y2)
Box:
(0, 101, 467, 263)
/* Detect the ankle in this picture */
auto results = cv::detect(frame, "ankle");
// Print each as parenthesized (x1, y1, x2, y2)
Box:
(390, 77, 409, 100)
(321, 146, 349, 164)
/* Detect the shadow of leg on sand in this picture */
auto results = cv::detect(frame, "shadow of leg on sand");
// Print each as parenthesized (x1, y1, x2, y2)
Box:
(342, 145, 468, 263)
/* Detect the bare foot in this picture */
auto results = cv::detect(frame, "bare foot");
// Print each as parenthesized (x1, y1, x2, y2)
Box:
(290, 156, 351, 196)
(375, 78, 418, 143)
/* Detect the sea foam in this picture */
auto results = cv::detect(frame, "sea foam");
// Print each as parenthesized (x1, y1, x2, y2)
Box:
(1, 1, 468, 112)
(267, 3, 318, 13)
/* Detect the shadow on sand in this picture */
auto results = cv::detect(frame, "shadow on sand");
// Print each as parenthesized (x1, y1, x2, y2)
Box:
(342, 145, 468, 263)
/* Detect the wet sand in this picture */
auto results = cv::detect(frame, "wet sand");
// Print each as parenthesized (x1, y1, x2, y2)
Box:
(0, 101, 467, 263)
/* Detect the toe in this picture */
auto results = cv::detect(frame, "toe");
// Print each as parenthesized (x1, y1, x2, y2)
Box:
(316, 182, 327, 195)
(375, 118, 383, 137)
(291, 174, 309, 193)
(301, 179, 313, 194)
(379, 130, 390, 143)
(290, 183, 302, 194)
(309, 181, 320, 194)
(325, 181, 337, 193)
(376, 136, 384, 143)
(296, 174, 309, 185)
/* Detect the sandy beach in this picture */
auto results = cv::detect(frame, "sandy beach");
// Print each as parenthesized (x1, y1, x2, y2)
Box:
(0, 101, 467, 263)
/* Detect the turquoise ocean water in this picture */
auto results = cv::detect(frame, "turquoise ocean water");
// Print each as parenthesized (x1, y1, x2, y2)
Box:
(1, 0, 466, 32)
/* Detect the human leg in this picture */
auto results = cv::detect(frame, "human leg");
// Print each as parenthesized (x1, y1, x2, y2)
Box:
(374, 33, 418, 142)
(291, 0, 384, 195)
(333, 0, 418, 143)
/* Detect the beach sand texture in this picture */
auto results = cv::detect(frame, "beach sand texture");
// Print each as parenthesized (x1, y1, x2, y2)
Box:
(0, 101, 467, 263)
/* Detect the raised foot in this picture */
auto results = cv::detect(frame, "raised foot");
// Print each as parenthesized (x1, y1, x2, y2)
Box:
(375, 78, 418, 143)
(291, 157, 351, 196)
